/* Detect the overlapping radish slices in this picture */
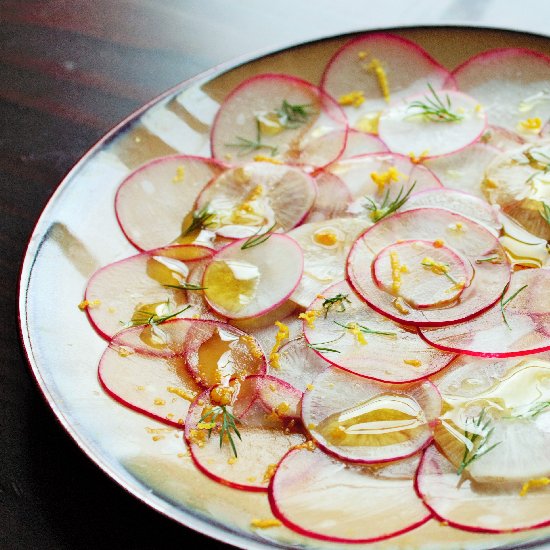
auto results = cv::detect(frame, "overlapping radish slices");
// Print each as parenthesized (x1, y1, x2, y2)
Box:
(82, 31, 550, 546)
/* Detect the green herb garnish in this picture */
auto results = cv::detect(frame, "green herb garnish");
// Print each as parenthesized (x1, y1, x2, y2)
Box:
(334, 320, 397, 337)
(306, 333, 345, 353)
(163, 283, 207, 291)
(363, 182, 416, 222)
(500, 283, 528, 329)
(226, 119, 278, 157)
(125, 303, 191, 328)
(420, 259, 458, 285)
(199, 405, 242, 458)
(274, 100, 316, 129)
(240, 222, 277, 250)
(408, 83, 464, 123)
(475, 256, 499, 264)
(183, 203, 216, 236)
(321, 293, 352, 318)
(541, 201, 550, 226)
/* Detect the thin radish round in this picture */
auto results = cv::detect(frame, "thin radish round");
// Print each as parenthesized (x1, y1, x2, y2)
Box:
(481, 125, 526, 151)
(304, 170, 352, 223)
(302, 280, 455, 383)
(302, 366, 441, 463)
(452, 48, 550, 137)
(321, 33, 452, 129)
(202, 234, 303, 319)
(195, 162, 317, 238)
(419, 268, 550, 357)
(339, 128, 388, 159)
(417, 445, 550, 533)
(346, 207, 511, 327)
(185, 376, 304, 492)
(115, 155, 225, 251)
(269, 448, 431, 543)
(378, 89, 487, 158)
(211, 73, 347, 167)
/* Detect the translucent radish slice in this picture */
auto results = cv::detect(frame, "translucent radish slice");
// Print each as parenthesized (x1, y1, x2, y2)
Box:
(184, 261, 227, 322)
(339, 128, 388, 159)
(424, 142, 500, 199)
(303, 171, 351, 223)
(347, 208, 511, 327)
(452, 48, 550, 136)
(288, 217, 371, 308)
(245, 313, 303, 358)
(202, 234, 303, 319)
(302, 280, 455, 383)
(185, 376, 305, 492)
(432, 353, 550, 482)
(85, 249, 211, 340)
(482, 125, 526, 151)
(269, 448, 431, 543)
(401, 188, 501, 234)
(321, 32, 452, 129)
(98, 323, 203, 428)
(378, 90, 487, 158)
(115, 155, 225, 251)
(372, 240, 474, 309)
(211, 73, 347, 167)
(302, 366, 441, 463)
(419, 268, 550, 357)
(195, 162, 316, 239)
(417, 445, 550, 533)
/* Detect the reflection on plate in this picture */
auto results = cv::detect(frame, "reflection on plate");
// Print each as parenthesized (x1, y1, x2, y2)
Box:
(19, 27, 550, 549)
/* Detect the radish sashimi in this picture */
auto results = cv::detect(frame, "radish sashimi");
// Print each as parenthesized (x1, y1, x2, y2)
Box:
(452, 48, 550, 137)
(302, 280, 455, 383)
(419, 268, 550, 357)
(269, 448, 431, 543)
(339, 128, 388, 159)
(195, 162, 316, 238)
(417, 445, 550, 533)
(98, 323, 203, 428)
(210, 73, 347, 167)
(378, 89, 487, 158)
(346, 207, 511, 326)
(115, 155, 225, 251)
(202, 234, 303, 319)
(85, 248, 212, 339)
(301, 366, 441, 463)
(432, 353, 550, 483)
(304, 170, 351, 223)
(320, 33, 452, 129)
(185, 375, 305, 492)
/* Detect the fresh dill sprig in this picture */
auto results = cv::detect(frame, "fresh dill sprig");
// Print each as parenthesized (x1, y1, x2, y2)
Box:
(226, 119, 278, 157)
(457, 409, 501, 475)
(407, 83, 464, 123)
(334, 320, 397, 337)
(475, 256, 499, 264)
(522, 149, 550, 185)
(500, 283, 528, 329)
(199, 405, 242, 458)
(240, 222, 277, 250)
(125, 303, 191, 328)
(306, 333, 345, 353)
(183, 203, 216, 236)
(541, 201, 550, 226)
(420, 259, 458, 285)
(363, 182, 416, 222)
(321, 293, 352, 318)
(163, 282, 207, 291)
(527, 401, 550, 418)
(274, 100, 317, 129)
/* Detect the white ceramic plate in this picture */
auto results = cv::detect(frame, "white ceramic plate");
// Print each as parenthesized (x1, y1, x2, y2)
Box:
(19, 27, 550, 549)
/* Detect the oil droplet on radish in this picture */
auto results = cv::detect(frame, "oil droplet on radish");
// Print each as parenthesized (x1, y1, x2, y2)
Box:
(197, 328, 240, 387)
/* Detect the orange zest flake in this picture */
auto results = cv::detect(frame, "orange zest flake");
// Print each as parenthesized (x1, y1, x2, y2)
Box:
(116, 345, 134, 357)
(210, 385, 234, 406)
(520, 477, 550, 496)
(189, 428, 207, 447)
(146, 427, 173, 434)
(153, 398, 166, 406)
(269, 321, 290, 369)
(433, 239, 445, 248)
(390, 251, 408, 294)
(517, 117, 542, 133)
(167, 386, 197, 402)
(370, 166, 403, 192)
(355, 112, 380, 134)
(306, 384, 315, 391)
(152, 435, 165, 442)
(404, 359, 422, 367)
(393, 296, 410, 315)
(253, 155, 282, 164)
(299, 309, 321, 329)
(313, 229, 339, 246)
(346, 322, 367, 346)
(172, 165, 185, 183)
(78, 299, 100, 310)
(408, 150, 429, 164)
(250, 518, 282, 529)
(274, 402, 290, 416)
(358, 50, 368, 60)
(227, 456, 238, 465)
(421, 256, 450, 276)
(366, 58, 390, 103)
(292, 440, 317, 452)
(338, 90, 365, 108)
(263, 463, 278, 483)
(241, 334, 263, 359)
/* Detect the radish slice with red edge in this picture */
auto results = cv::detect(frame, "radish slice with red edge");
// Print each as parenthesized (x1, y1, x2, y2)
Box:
(269, 448, 431, 543)
(419, 268, 550, 357)
(185, 375, 304, 492)
(416, 445, 550, 533)
(195, 161, 316, 238)
(378, 90, 487, 158)
(339, 128, 388, 159)
(211, 73, 347, 167)
(346, 207, 511, 327)
(98, 322, 203, 428)
(482, 125, 526, 151)
(304, 170, 352, 223)
(321, 32, 452, 128)
(451, 48, 550, 137)
(302, 280, 455, 383)
(115, 155, 225, 251)
(85, 247, 212, 339)
(302, 366, 441, 463)
(202, 234, 303, 319)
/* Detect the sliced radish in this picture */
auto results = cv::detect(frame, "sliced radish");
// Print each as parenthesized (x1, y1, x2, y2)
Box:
(452, 48, 550, 137)
(270, 448, 431, 543)
(244, 313, 303, 359)
(184, 261, 227, 322)
(419, 268, 550, 357)
(302, 280, 455, 383)
(98, 323, 203, 427)
(423, 142, 500, 199)
(302, 366, 441, 463)
(417, 445, 550, 533)
(378, 89, 487, 158)
(202, 234, 303, 319)
(211, 73, 347, 167)
(115, 155, 225, 251)
(85, 249, 211, 339)
(321, 33, 452, 129)
(346, 208, 511, 327)
(304, 171, 352, 223)
(481, 125, 526, 151)
(185, 376, 304, 492)
(401, 188, 501, 235)
(339, 128, 388, 159)
(195, 162, 316, 238)
(288, 217, 371, 308)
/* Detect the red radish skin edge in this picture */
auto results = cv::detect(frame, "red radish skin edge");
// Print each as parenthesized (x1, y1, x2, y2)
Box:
(268, 448, 433, 543)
